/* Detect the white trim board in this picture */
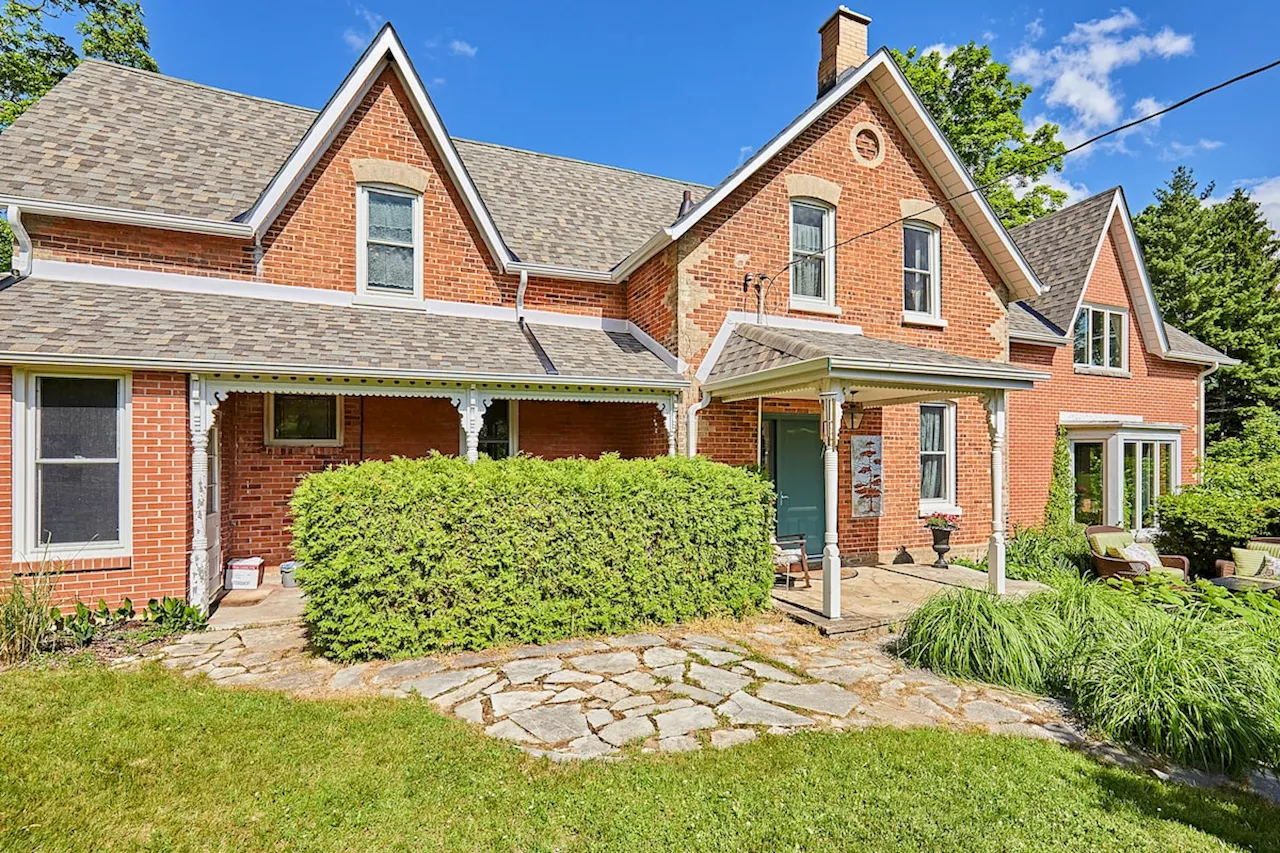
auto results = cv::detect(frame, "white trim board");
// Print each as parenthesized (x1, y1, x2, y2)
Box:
(26, 259, 681, 372)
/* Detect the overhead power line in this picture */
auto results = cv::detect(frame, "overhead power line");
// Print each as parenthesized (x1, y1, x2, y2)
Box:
(749, 56, 1280, 294)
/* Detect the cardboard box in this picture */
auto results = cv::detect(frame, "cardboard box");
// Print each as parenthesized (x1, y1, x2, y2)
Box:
(225, 557, 264, 590)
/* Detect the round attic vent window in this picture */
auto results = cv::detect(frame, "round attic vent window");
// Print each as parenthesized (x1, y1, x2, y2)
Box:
(850, 122, 885, 168)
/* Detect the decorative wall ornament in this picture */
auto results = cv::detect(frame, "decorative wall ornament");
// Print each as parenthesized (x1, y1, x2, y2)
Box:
(851, 435, 883, 518)
(848, 121, 886, 168)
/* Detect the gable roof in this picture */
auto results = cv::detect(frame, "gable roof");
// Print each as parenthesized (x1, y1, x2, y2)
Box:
(1008, 188, 1234, 366)
(0, 34, 705, 276)
(621, 49, 1043, 301)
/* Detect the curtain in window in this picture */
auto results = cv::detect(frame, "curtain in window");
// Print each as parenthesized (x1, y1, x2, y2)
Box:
(903, 227, 932, 313)
(791, 204, 826, 299)
(919, 406, 946, 501)
(367, 191, 415, 292)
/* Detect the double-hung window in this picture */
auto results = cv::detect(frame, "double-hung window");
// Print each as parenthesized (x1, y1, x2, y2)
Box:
(919, 402, 957, 511)
(1073, 306, 1126, 371)
(790, 200, 835, 309)
(357, 184, 422, 300)
(902, 222, 941, 322)
(17, 374, 129, 559)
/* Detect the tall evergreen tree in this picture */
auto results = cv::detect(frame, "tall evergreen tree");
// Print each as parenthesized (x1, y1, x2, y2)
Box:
(893, 44, 1068, 227)
(1135, 166, 1280, 437)
(0, 0, 158, 268)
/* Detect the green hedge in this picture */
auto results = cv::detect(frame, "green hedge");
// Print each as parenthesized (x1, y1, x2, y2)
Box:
(291, 454, 775, 661)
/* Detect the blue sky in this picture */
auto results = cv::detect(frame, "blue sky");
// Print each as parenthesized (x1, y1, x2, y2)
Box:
(139, 1, 1279, 228)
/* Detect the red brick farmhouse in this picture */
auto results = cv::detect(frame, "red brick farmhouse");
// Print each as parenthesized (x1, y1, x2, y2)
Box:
(0, 10, 1232, 619)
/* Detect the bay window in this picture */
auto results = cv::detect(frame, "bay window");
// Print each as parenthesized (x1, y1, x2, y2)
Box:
(1067, 428, 1180, 531)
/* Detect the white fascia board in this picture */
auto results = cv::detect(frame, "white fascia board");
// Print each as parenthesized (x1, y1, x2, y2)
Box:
(1010, 331, 1068, 347)
(828, 358, 1047, 387)
(241, 25, 514, 270)
(1112, 189, 1171, 355)
(647, 50, 1041, 301)
(507, 261, 615, 284)
(0, 350, 688, 390)
(0, 195, 252, 238)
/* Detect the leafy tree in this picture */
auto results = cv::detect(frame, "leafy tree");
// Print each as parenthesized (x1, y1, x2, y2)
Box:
(892, 44, 1067, 227)
(1135, 166, 1280, 437)
(1045, 426, 1076, 530)
(0, 0, 157, 267)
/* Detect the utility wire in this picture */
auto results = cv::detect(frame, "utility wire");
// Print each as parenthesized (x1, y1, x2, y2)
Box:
(751, 56, 1280, 294)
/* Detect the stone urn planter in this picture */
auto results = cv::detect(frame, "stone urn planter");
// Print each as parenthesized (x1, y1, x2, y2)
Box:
(923, 513, 960, 568)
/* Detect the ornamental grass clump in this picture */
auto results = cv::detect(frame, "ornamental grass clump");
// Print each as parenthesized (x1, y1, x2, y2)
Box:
(291, 453, 775, 661)
(1066, 610, 1280, 774)
(897, 588, 1067, 694)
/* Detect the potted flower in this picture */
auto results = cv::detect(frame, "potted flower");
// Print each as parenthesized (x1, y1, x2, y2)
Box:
(923, 513, 960, 568)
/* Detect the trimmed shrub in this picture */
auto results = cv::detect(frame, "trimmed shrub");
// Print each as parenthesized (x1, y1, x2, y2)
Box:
(897, 588, 1067, 694)
(1066, 610, 1280, 773)
(291, 454, 775, 661)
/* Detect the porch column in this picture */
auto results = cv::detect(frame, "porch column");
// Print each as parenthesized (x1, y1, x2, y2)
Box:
(984, 390, 1008, 595)
(188, 375, 213, 614)
(820, 384, 844, 618)
(657, 395, 678, 456)
(453, 387, 492, 463)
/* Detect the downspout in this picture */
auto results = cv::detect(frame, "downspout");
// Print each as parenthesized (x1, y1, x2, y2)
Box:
(7, 204, 32, 280)
(516, 269, 529, 321)
(686, 391, 711, 457)
(1197, 362, 1220, 467)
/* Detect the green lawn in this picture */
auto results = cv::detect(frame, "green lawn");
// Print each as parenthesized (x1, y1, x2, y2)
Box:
(2, 664, 1278, 853)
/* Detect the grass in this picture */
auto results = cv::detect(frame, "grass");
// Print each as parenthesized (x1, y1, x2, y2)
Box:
(2, 665, 1279, 852)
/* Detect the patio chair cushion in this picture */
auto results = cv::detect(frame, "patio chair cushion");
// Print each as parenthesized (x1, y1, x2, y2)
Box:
(1246, 540, 1280, 559)
(1232, 547, 1267, 578)
(1107, 542, 1159, 571)
(772, 546, 804, 569)
(1088, 531, 1134, 557)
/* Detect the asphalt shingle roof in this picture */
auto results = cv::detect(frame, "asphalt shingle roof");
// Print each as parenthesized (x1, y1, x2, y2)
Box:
(709, 324, 1043, 383)
(1164, 323, 1234, 363)
(0, 60, 706, 273)
(0, 278, 682, 383)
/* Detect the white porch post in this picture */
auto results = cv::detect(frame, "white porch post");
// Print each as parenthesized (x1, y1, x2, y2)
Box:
(820, 384, 845, 618)
(984, 390, 1008, 595)
(188, 375, 212, 614)
(453, 386, 491, 463)
(657, 395, 678, 456)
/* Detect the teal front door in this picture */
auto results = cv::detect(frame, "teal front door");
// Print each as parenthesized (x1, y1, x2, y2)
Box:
(766, 416, 825, 558)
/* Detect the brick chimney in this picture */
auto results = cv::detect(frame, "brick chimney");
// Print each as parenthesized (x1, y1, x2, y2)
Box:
(817, 7, 872, 97)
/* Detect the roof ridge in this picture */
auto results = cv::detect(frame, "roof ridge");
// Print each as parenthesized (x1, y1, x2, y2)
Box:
(1010, 186, 1120, 235)
(76, 58, 319, 116)
(736, 323, 828, 361)
(455, 137, 711, 190)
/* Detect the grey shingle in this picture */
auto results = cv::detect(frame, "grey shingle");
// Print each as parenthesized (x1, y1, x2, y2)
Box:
(0, 60, 706, 273)
(1008, 189, 1118, 333)
(1164, 323, 1234, 363)
(0, 278, 682, 383)
(1008, 302, 1063, 341)
(709, 324, 1043, 382)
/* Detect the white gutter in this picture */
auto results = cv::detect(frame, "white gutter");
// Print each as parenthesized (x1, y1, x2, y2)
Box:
(0, 195, 253, 238)
(506, 260, 615, 284)
(6, 204, 32, 278)
(686, 391, 711, 457)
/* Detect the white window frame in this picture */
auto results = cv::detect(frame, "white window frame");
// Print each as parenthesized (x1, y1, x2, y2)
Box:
(355, 183, 424, 305)
(11, 369, 133, 562)
(459, 399, 519, 458)
(1073, 303, 1129, 375)
(918, 401, 959, 515)
(1066, 427, 1182, 534)
(901, 221, 944, 327)
(264, 393, 344, 448)
(788, 199, 838, 314)
(207, 425, 220, 515)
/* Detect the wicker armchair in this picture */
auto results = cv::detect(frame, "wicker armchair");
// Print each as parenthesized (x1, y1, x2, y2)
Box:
(1085, 525, 1190, 581)
(1210, 537, 1280, 579)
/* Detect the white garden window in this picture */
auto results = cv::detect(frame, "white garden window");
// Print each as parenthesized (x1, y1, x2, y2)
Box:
(1073, 305, 1127, 372)
(902, 222, 942, 324)
(919, 402, 957, 513)
(356, 184, 422, 301)
(12, 372, 131, 561)
(790, 199, 836, 310)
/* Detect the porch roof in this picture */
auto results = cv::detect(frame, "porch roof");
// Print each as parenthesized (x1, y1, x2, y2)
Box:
(0, 277, 685, 389)
(705, 324, 1046, 400)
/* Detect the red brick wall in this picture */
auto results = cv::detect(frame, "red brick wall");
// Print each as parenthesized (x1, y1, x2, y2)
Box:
(1008, 227, 1203, 527)
(217, 393, 669, 566)
(0, 370, 189, 609)
(28, 215, 257, 279)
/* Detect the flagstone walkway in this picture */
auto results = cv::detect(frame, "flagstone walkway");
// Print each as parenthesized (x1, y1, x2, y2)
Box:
(138, 614, 1081, 760)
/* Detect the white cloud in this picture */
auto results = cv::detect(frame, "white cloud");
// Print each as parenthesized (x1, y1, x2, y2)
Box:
(449, 39, 477, 57)
(1011, 8, 1193, 142)
(342, 4, 382, 53)
(738, 145, 755, 165)
(1160, 138, 1226, 161)
(921, 43, 957, 58)
(1011, 170, 1092, 205)
(1227, 177, 1280, 234)
(429, 77, 446, 87)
